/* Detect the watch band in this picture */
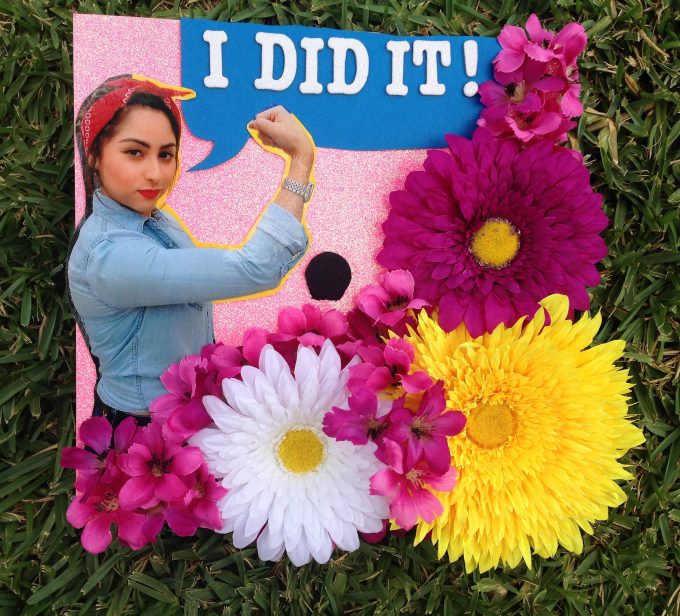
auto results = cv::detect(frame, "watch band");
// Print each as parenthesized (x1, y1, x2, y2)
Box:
(282, 178, 314, 203)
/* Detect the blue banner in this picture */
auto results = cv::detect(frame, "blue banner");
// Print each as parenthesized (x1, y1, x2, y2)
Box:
(180, 19, 500, 170)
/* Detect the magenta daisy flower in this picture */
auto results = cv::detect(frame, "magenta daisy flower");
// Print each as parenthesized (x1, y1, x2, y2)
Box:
(377, 129, 608, 336)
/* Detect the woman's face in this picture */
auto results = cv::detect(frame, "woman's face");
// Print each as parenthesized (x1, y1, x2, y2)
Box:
(93, 106, 178, 217)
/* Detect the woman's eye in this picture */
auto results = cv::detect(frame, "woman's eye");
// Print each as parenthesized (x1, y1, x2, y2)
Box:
(126, 149, 142, 157)
(160, 151, 175, 160)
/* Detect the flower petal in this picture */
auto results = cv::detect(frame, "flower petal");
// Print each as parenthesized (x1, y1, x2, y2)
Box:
(60, 448, 100, 471)
(113, 417, 138, 451)
(66, 497, 95, 529)
(156, 474, 189, 503)
(168, 447, 204, 476)
(117, 511, 151, 549)
(165, 506, 199, 536)
(79, 416, 112, 454)
(119, 476, 155, 510)
(81, 515, 114, 554)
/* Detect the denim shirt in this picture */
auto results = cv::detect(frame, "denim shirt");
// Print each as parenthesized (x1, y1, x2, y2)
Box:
(69, 190, 308, 413)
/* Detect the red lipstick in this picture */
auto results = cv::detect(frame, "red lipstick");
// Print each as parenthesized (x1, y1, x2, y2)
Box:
(138, 189, 161, 200)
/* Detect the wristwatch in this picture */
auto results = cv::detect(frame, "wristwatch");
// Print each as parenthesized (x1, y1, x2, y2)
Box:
(282, 178, 315, 203)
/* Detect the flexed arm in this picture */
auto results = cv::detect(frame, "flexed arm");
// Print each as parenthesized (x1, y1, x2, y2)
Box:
(83, 202, 308, 309)
(249, 106, 315, 221)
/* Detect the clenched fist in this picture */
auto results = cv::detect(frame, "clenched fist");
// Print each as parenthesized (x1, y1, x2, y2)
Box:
(249, 106, 315, 167)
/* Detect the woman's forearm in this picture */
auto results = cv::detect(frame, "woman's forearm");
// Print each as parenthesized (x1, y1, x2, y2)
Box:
(273, 157, 314, 221)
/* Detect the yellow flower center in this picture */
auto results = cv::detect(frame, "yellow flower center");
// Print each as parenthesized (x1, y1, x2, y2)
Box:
(276, 427, 325, 474)
(466, 402, 516, 449)
(469, 218, 520, 269)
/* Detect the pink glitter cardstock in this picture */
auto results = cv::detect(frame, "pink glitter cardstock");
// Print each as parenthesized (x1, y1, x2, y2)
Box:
(73, 14, 427, 427)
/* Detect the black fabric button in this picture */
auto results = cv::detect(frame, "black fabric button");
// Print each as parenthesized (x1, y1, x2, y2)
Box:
(305, 252, 351, 301)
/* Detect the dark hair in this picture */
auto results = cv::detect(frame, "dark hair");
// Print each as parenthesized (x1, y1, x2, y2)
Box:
(75, 75, 181, 216)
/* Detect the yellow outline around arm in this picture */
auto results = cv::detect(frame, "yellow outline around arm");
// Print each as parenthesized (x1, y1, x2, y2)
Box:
(158, 114, 315, 304)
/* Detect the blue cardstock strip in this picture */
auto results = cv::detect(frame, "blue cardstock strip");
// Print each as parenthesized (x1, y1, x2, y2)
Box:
(180, 18, 501, 170)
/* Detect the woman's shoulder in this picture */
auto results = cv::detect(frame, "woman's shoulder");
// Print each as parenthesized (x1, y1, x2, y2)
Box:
(71, 213, 106, 253)
(72, 211, 148, 256)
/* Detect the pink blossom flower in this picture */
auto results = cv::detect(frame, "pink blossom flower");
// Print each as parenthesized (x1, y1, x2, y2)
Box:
(117, 422, 204, 510)
(356, 270, 428, 332)
(341, 306, 389, 356)
(479, 15, 587, 145)
(61, 416, 137, 493)
(494, 14, 586, 76)
(60, 416, 113, 473)
(139, 506, 166, 545)
(270, 304, 351, 368)
(197, 332, 269, 397)
(150, 355, 212, 443)
(242, 327, 270, 365)
(388, 381, 466, 474)
(348, 338, 432, 395)
(273, 304, 348, 347)
(322, 385, 407, 446)
(370, 440, 458, 531)
(66, 466, 148, 554)
(479, 72, 575, 144)
(135, 465, 227, 539)
(164, 463, 227, 536)
(199, 342, 245, 397)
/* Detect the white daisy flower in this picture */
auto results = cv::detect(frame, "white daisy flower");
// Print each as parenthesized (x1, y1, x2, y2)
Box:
(190, 340, 389, 566)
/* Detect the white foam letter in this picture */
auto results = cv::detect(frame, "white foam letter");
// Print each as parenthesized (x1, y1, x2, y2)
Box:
(254, 32, 297, 91)
(385, 40, 410, 96)
(413, 40, 450, 95)
(299, 38, 324, 94)
(327, 37, 369, 95)
(203, 30, 229, 88)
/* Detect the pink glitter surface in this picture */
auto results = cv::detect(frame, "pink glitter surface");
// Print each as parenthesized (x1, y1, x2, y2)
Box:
(73, 14, 427, 427)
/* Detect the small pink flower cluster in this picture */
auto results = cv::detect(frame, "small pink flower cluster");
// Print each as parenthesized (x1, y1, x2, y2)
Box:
(149, 269, 430, 444)
(322, 271, 467, 532)
(324, 380, 465, 532)
(61, 416, 226, 554)
(478, 14, 587, 144)
(149, 305, 354, 442)
(249, 271, 425, 368)
(343, 269, 428, 353)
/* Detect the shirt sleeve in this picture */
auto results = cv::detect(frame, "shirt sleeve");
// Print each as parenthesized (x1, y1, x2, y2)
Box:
(86, 204, 308, 309)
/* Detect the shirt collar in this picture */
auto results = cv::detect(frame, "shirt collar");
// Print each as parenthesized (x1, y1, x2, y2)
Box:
(93, 190, 152, 233)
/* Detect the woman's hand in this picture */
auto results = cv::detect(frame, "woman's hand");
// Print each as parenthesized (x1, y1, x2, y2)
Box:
(249, 106, 315, 168)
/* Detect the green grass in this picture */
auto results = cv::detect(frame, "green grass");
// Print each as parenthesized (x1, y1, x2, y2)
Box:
(0, 0, 678, 614)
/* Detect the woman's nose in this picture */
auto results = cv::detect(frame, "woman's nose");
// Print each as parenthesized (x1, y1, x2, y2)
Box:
(144, 157, 162, 182)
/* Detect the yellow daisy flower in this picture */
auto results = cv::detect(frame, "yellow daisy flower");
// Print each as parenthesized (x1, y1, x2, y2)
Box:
(407, 294, 644, 573)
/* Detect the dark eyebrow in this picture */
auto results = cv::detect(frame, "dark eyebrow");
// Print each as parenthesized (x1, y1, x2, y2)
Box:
(119, 138, 177, 149)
